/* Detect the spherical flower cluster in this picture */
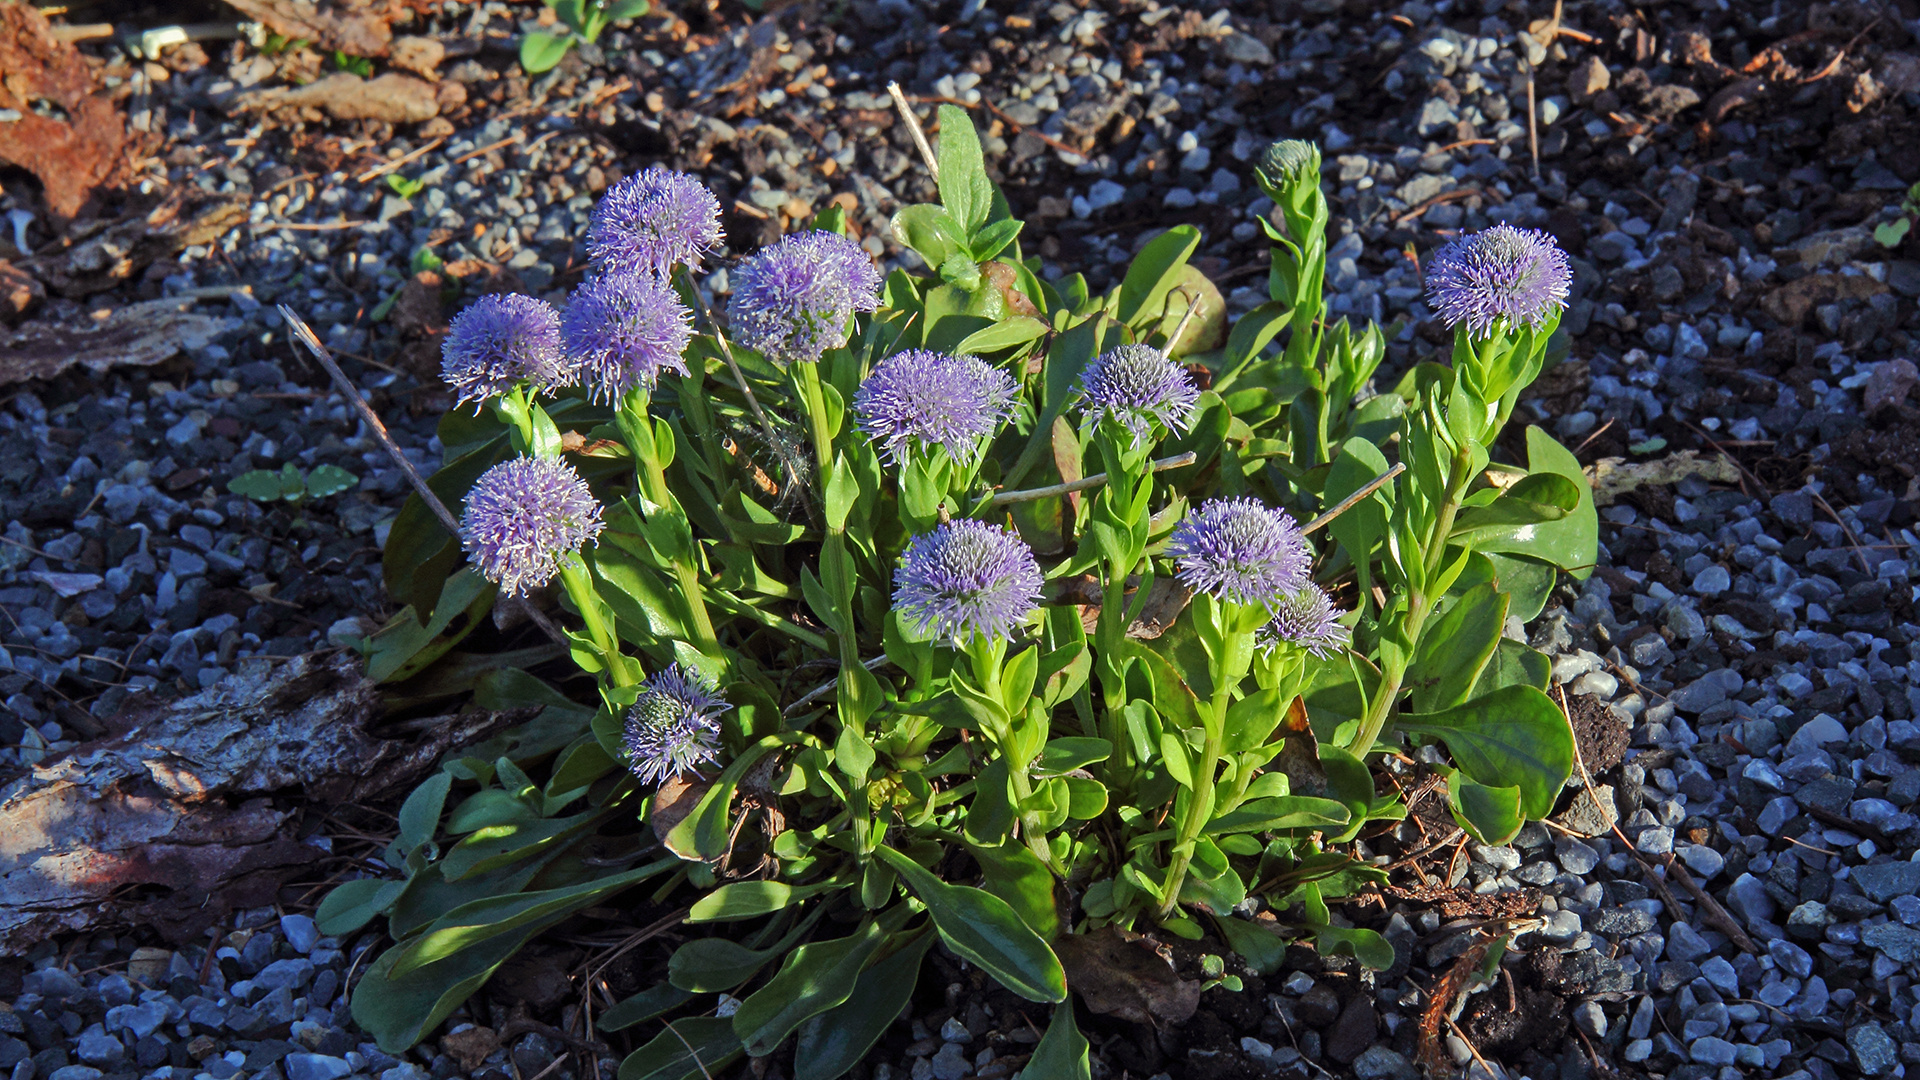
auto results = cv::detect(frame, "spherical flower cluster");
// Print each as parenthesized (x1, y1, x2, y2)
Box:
(1257, 139, 1321, 189)
(1165, 498, 1312, 609)
(1260, 585, 1352, 658)
(622, 662, 730, 786)
(1423, 224, 1572, 339)
(562, 271, 694, 402)
(727, 231, 882, 363)
(854, 349, 1018, 465)
(1075, 344, 1201, 447)
(461, 456, 604, 597)
(441, 294, 571, 408)
(587, 168, 723, 278)
(893, 519, 1043, 644)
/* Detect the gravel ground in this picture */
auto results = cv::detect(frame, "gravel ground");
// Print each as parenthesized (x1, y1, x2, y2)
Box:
(7, 0, 1920, 1078)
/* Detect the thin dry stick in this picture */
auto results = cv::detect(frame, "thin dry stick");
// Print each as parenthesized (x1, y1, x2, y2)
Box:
(1526, 69, 1541, 180)
(1167, 286, 1201, 347)
(989, 451, 1199, 507)
(1559, 684, 1759, 954)
(784, 654, 893, 716)
(889, 80, 941, 182)
(356, 136, 449, 183)
(279, 307, 463, 538)
(1304, 462, 1406, 535)
(661, 1020, 716, 1080)
(1809, 488, 1876, 576)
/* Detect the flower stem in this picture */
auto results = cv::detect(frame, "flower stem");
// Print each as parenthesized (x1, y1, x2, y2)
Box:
(1340, 442, 1475, 759)
(557, 559, 635, 686)
(1158, 689, 1231, 920)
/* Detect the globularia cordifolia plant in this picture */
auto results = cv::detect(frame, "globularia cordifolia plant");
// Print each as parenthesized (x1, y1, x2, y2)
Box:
(323, 108, 1596, 1079)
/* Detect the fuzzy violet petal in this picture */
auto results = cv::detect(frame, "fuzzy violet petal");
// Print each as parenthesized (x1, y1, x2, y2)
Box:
(1165, 497, 1312, 609)
(622, 662, 730, 785)
(892, 518, 1044, 644)
(726, 230, 883, 363)
(460, 456, 605, 598)
(1075, 343, 1202, 447)
(441, 293, 570, 407)
(854, 349, 1018, 465)
(562, 270, 694, 402)
(1423, 224, 1572, 338)
(587, 168, 724, 278)
(1259, 584, 1352, 658)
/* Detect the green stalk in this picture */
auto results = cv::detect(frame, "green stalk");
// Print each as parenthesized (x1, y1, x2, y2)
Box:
(557, 559, 635, 686)
(614, 392, 719, 654)
(1340, 442, 1475, 759)
(791, 360, 836, 484)
(1157, 688, 1231, 919)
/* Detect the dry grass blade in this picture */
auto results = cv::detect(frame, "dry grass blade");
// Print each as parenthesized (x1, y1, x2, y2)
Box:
(1418, 935, 1492, 1075)
(662, 1019, 716, 1080)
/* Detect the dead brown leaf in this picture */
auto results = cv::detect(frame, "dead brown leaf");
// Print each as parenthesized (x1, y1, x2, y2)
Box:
(1053, 925, 1202, 1026)
(235, 72, 441, 123)
(1763, 272, 1888, 327)
(389, 35, 446, 78)
(1, 298, 227, 387)
(652, 775, 711, 854)
(1706, 76, 1766, 123)
(0, 4, 130, 218)
(439, 1026, 500, 1072)
(0, 261, 43, 324)
(0, 654, 508, 951)
(220, 0, 395, 57)
(30, 195, 248, 298)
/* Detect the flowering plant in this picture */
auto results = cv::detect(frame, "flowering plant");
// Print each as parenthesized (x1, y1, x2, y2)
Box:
(322, 110, 1595, 1077)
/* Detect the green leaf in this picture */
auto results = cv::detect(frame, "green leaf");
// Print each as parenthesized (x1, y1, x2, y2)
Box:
(520, 31, 573, 73)
(1159, 731, 1194, 788)
(967, 840, 1059, 939)
(890, 204, 966, 271)
(304, 463, 359, 499)
(1404, 583, 1509, 714)
(666, 737, 788, 861)
(1315, 924, 1395, 970)
(226, 469, 291, 501)
(970, 219, 1024, 263)
(1211, 915, 1289, 976)
(353, 916, 557, 1053)
(935, 103, 993, 232)
(1204, 796, 1351, 835)
(1396, 685, 1574, 820)
(824, 453, 859, 532)
(954, 315, 1049, 355)
(1447, 771, 1525, 845)
(1877, 218, 1911, 248)
(605, 0, 650, 18)
(1218, 301, 1292, 387)
(732, 920, 889, 1057)
(1035, 737, 1112, 776)
(599, 983, 695, 1033)
(793, 929, 936, 1080)
(391, 771, 452, 863)
(314, 877, 404, 937)
(687, 878, 847, 922)
(1483, 551, 1558, 622)
(1116, 226, 1200, 328)
(389, 860, 675, 978)
(1471, 637, 1552, 699)
(1469, 427, 1597, 578)
(1025, 999, 1091, 1080)
(873, 847, 1066, 1003)
(617, 1017, 741, 1080)
(1223, 687, 1288, 754)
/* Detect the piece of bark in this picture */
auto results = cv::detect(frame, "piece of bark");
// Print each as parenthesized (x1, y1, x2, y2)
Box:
(219, 0, 394, 57)
(0, 4, 129, 218)
(0, 653, 507, 952)
(1053, 925, 1202, 1026)
(30, 194, 248, 298)
(234, 72, 441, 123)
(0, 297, 228, 387)
(0, 261, 43, 324)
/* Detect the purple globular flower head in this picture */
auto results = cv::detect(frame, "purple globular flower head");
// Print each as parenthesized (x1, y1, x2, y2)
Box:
(1260, 584, 1352, 658)
(622, 662, 730, 786)
(587, 168, 723, 278)
(562, 271, 695, 402)
(1424, 224, 1572, 339)
(441, 293, 570, 408)
(1075, 344, 1202, 447)
(726, 231, 883, 363)
(854, 349, 1018, 466)
(893, 519, 1044, 644)
(1166, 498, 1312, 609)
(461, 456, 604, 598)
